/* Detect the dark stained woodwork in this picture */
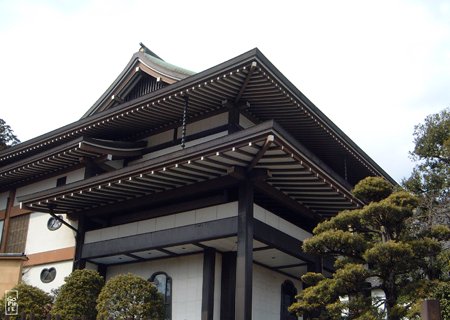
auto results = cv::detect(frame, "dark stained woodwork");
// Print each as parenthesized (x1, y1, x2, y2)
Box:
(78, 174, 239, 220)
(254, 180, 320, 223)
(235, 180, 254, 320)
(247, 135, 274, 172)
(253, 219, 317, 264)
(0, 189, 15, 253)
(81, 217, 238, 259)
(220, 252, 237, 320)
(201, 248, 216, 320)
(73, 215, 86, 270)
(235, 61, 257, 104)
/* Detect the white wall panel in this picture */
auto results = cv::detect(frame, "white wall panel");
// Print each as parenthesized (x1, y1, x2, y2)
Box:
(22, 260, 73, 293)
(254, 204, 312, 241)
(107, 254, 204, 320)
(15, 168, 85, 205)
(0, 192, 8, 210)
(85, 202, 238, 244)
(25, 212, 76, 255)
(252, 264, 301, 320)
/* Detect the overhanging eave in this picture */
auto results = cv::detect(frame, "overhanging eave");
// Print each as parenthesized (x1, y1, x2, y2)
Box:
(18, 121, 363, 218)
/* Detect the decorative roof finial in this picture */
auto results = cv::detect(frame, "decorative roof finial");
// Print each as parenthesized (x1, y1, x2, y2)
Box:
(139, 42, 164, 61)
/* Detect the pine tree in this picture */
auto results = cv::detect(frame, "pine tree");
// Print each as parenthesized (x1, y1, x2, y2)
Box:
(290, 177, 450, 320)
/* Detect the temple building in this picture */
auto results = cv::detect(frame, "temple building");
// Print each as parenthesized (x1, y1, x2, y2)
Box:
(0, 44, 395, 320)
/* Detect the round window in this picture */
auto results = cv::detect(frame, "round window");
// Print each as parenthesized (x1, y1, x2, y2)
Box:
(40, 267, 56, 283)
(47, 216, 63, 231)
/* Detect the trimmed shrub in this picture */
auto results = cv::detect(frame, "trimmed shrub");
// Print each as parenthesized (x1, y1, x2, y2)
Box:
(96, 273, 164, 320)
(52, 269, 104, 320)
(0, 283, 52, 320)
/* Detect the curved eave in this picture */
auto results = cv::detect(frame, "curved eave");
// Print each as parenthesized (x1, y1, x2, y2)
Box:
(18, 122, 363, 219)
(0, 137, 145, 190)
(0, 48, 395, 185)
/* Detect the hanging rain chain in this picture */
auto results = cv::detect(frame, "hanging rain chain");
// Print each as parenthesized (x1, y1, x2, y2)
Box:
(181, 95, 189, 149)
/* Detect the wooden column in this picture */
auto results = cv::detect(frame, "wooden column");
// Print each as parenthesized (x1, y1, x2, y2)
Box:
(421, 300, 441, 320)
(235, 180, 254, 320)
(1, 189, 16, 253)
(202, 247, 216, 320)
(220, 252, 236, 320)
(73, 214, 85, 270)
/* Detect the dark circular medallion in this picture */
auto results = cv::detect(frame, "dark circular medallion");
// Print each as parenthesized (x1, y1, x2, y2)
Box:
(47, 216, 63, 231)
(40, 267, 56, 283)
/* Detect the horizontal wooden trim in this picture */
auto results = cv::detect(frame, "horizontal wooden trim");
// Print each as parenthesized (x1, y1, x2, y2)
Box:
(0, 205, 31, 219)
(0, 255, 28, 261)
(23, 246, 75, 267)
(9, 206, 32, 218)
(82, 217, 238, 259)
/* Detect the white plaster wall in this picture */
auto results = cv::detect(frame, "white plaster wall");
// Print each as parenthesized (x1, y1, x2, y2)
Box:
(252, 263, 301, 320)
(254, 204, 312, 241)
(0, 192, 8, 210)
(107, 254, 204, 320)
(22, 260, 73, 293)
(85, 202, 238, 244)
(15, 168, 85, 205)
(25, 212, 77, 255)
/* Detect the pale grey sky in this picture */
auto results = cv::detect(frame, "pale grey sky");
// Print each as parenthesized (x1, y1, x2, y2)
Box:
(1, 0, 449, 183)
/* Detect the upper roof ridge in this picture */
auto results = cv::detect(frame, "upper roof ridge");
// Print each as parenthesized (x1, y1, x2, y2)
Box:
(139, 42, 164, 61)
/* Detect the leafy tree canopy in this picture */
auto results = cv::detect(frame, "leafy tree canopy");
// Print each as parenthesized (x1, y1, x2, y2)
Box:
(0, 118, 20, 151)
(290, 177, 450, 320)
(0, 283, 52, 320)
(403, 107, 449, 228)
(96, 273, 164, 320)
(401, 107, 450, 317)
(52, 269, 104, 320)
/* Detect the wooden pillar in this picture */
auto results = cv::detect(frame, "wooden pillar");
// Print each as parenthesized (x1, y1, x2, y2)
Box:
(1, 189, 16, 253)
(228, 106, 240, 134)
(201, 247, 216, 320)
(73, 215, 85, 270)
(235, 180, 253, 320)
(421, 300, 441, 320)
(220, 252, 236, 320)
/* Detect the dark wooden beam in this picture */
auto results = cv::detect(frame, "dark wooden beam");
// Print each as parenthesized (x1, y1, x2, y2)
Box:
(81, 217, 238, 259)
(201, 248, 216, 320)
(253, 219, 318, 265)
(254, 180, 320, 223)
(228, 105, 240, 134)
(235, 180, 253, 320)
(235, 61, 257, 104)
(247, 135, 274, 172)
(73, 215, 86, 270)
(0, 189, 15, 253)
(78, 174, 239, 219)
